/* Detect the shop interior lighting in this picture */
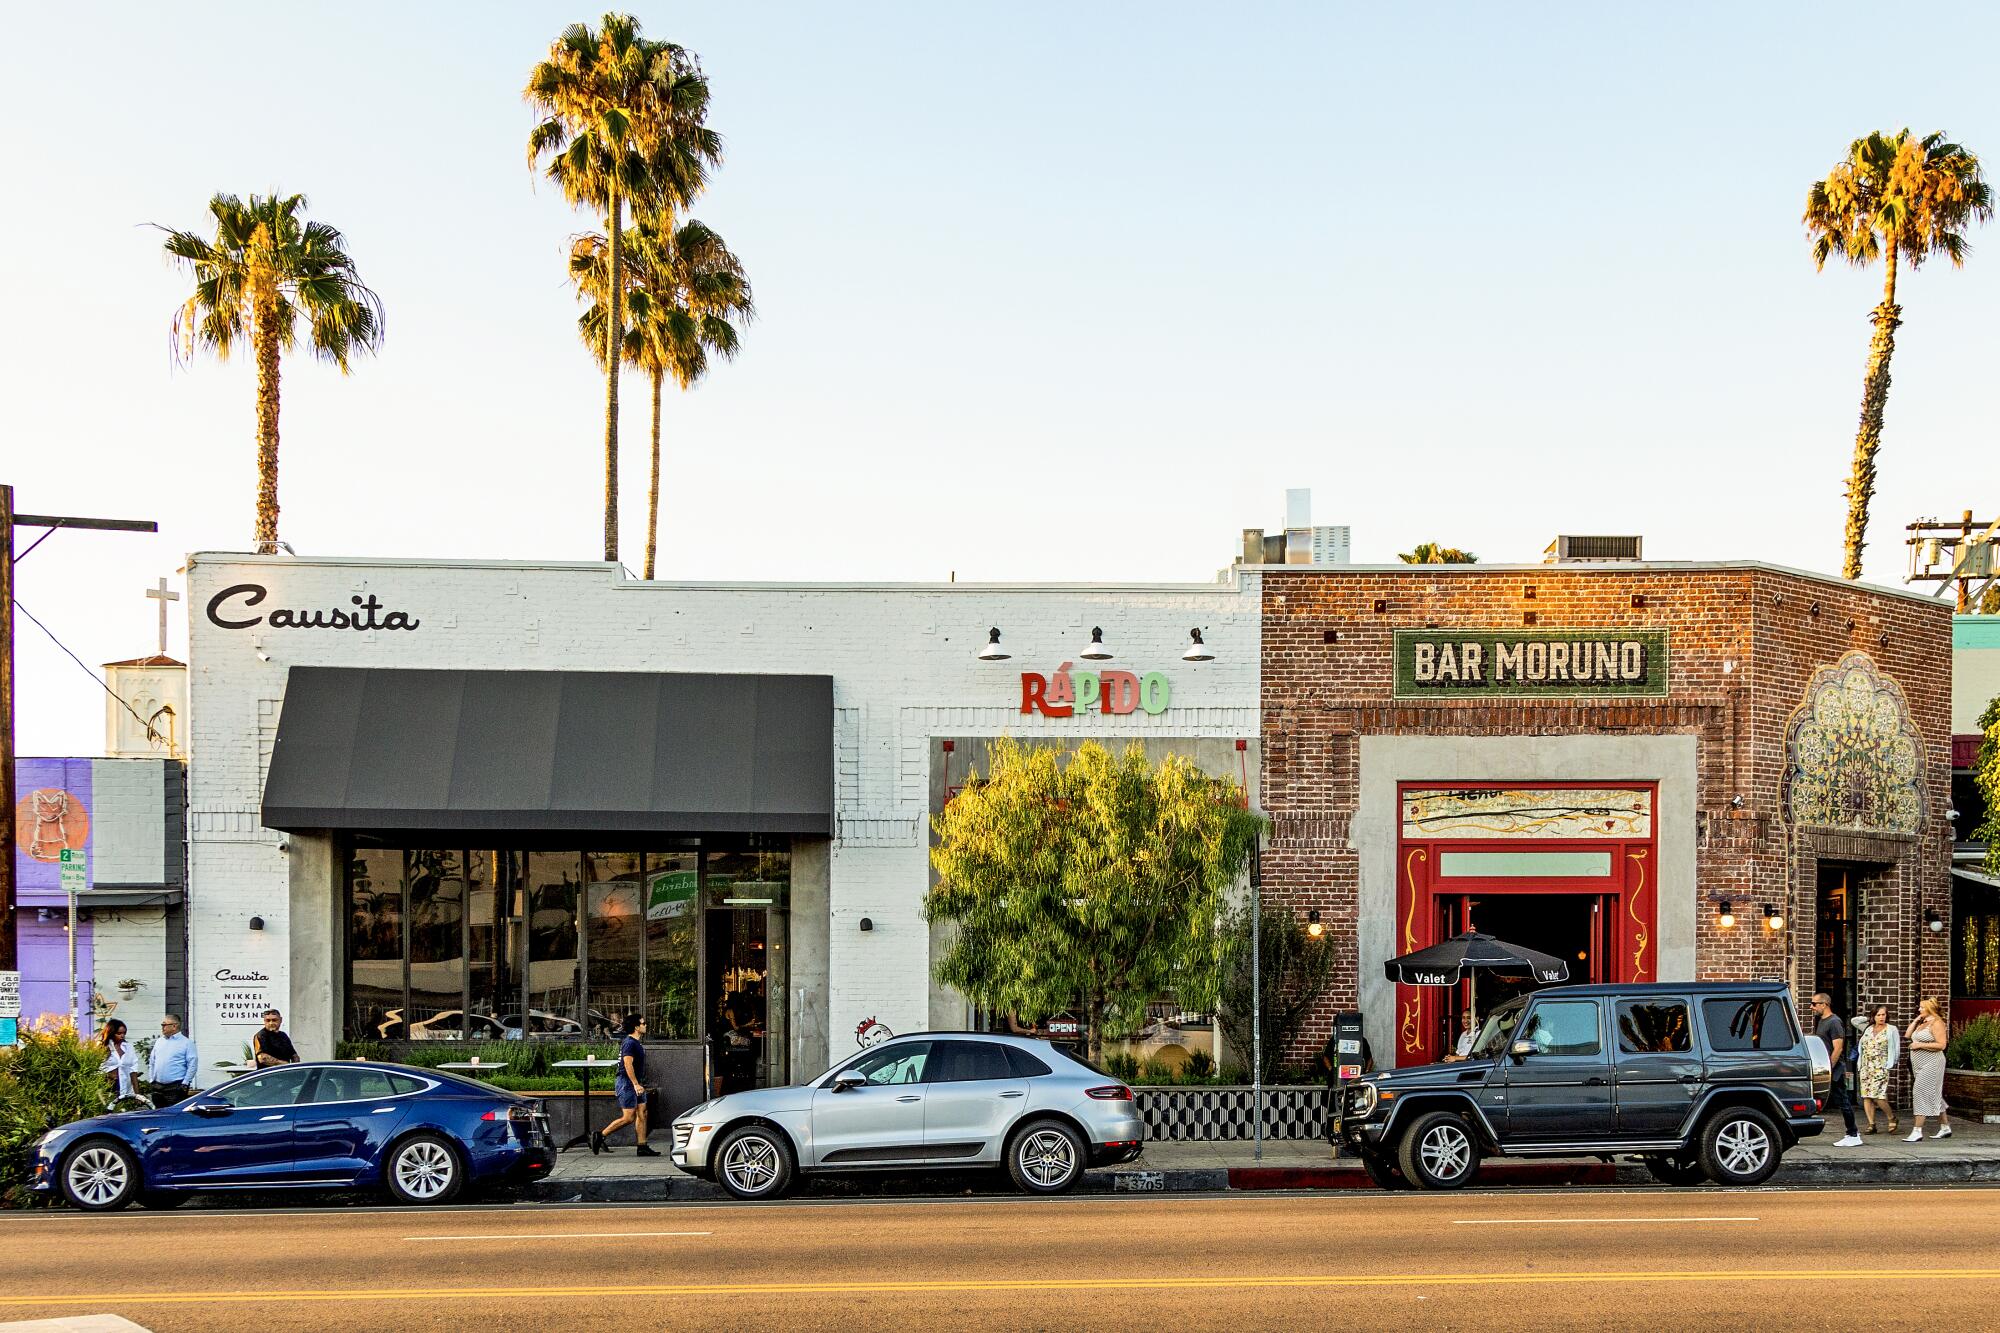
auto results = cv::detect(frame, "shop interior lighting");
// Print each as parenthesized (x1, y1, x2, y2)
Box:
(1761, 904, 1783, 931)
(1717, 900, 1735, 929)
(1182, 628, 1214, 662)
(1080, 626, 1113, 661)
(1923, 906, 1944, 934)
(977, 627, 1010, 661)
(1306, 910, 1323, 938)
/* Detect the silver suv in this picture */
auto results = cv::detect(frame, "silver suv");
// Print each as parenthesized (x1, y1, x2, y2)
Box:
(671, 1032, 1145, 1200)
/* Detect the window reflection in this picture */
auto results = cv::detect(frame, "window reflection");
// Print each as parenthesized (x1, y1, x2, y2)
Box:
(466, 850, 517, 1041)
(348, 849, 403, 1040)
(644, 853, 699, 1039)
(408, 850, 465, 1040)
(523, 852, 581, 1037)
(585, 852, 644, 1039)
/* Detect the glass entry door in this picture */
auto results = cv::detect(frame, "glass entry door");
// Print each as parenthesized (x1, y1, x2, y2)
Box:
(703, 848, 789, 1094)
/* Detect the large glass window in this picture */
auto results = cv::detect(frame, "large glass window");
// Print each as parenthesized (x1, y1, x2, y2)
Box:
(645, 852, 699, 1039)
(466, 850, 517, 1040)
(585, 851, 645, 1039)
(523, 852, 581, 1036)
(1956, 880, 2000, 1002)
(347, 849, 404, 1040)
(407, 850, 466, 1040)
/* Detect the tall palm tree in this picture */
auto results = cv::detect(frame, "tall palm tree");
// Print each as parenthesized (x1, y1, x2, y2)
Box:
(158, 193, 383, 554)
(1399, 543, 1478, 564)
(1805, 130, 1991, 580)
(526, 13, 720, 564)
(571, 216, 753, 578)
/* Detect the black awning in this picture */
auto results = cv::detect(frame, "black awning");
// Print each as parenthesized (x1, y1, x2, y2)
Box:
(261, 667, 833, 836)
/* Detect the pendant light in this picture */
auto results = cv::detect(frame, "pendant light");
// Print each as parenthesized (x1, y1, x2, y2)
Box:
(1080, 626, 1113, 661)
(977, 627, 1010, 662)
(1182, 627, 1215, 662)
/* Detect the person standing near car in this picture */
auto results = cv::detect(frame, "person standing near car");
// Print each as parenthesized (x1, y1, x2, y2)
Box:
(147, 1014, 199, 1107)
(1811, 992, 1862, 1147)
(252, 1009, 299, 1066)
(98, 1019, 137, 1101)
(593, 1014, 660, 1157)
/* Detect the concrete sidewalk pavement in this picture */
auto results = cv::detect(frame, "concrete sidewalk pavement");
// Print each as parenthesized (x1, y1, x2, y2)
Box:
(523, 1119, 2000, 1203)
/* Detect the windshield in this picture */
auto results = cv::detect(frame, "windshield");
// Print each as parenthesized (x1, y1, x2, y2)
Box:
(1468, 998, 1529, 1059)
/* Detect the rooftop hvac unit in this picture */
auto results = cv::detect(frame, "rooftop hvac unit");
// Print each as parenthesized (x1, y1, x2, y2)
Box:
(1545, 535, 1644, 563)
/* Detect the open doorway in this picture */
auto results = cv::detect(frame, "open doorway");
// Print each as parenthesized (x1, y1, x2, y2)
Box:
(1433, 893, 1604, 1051)
(1816, 864, 1862, 1015)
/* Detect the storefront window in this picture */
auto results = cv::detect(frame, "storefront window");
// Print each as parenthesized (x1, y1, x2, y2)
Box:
(584, 851, 645, 1038)
(407, 850, 465, 1040)
(1955, 880, 2000, 1002)
(524, 852, 581, 1036)
(347, 849, 403, 1040)
(466, 850, 517, 1041)
(645, 852, 699, 1039)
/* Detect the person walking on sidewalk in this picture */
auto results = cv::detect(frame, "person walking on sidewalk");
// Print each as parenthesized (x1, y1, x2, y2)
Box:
(1857, 1005, 1898, 1133)
(147, 1014, 199, 1108)
(592, 1014, 660, 1157)
(1906, 997, 1952, 1142)
(1811, 992, 1862, 1147)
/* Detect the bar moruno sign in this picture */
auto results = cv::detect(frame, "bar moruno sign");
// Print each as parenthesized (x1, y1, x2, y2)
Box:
(1393, 628, 1669, 699)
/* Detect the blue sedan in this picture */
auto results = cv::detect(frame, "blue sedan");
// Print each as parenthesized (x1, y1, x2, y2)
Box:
(32, 1062, 556, 1210)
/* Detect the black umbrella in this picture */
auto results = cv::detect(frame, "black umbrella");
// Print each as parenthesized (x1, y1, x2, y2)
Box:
(1383, 931, 1572, 987)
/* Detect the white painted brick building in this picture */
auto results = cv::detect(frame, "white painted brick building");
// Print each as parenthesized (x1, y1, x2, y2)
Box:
(184, 555, 1261, 1101)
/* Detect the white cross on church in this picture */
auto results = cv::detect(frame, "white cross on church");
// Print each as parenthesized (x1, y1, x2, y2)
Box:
(146, 577, 179, 656)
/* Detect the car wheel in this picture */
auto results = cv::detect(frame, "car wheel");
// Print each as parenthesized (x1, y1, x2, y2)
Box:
(1698, 1107, 1781, 1187)
(712, 1124, 795, 1201)
(60, 1139, 142, 1212)
(386, 1133, 465, 1205)
(1396, 1111, 1480, 1190)
(1007, 1118, 1085, 1195)
(1643, 1154, 1705, 1186)
(1359, 1150, 1409, 1190)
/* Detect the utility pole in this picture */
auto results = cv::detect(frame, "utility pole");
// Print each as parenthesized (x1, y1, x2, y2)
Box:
(0, 484, 157, 972)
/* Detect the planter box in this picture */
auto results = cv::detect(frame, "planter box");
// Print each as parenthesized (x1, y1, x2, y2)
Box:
(1944, 1068, 2000, 1122)
(1134, 1085, 1329, 1141)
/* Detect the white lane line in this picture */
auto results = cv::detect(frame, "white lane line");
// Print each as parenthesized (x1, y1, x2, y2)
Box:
(402, 1230, 712, 1241)
(1453, 1216, 1757, 1226)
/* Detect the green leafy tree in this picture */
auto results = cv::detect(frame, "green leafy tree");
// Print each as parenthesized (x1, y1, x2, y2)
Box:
(158, 193, 383, 554)
(0, 1024, 112, 1205)
(1805, 130, 1991, 579)
(1216, 901, 1335, 1084)
(526, 12, 721, 563)
(1975, 694, 2000, 877)
(1399, 543, 1478, 564)
(570, 216, 753, 579)
(927, 739, 1264, 1061)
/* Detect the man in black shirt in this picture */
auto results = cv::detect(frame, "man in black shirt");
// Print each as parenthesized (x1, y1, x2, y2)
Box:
(592, 1014, 659, 1157)
(253, 1009, 300, 1066)
(1811, 992, 1861, 1147)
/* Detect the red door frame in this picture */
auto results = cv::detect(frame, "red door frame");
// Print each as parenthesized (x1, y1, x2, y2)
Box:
(1394, 780, 1659, 1066)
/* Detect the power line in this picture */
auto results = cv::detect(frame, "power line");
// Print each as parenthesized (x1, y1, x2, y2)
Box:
(11, 597, 164, 745)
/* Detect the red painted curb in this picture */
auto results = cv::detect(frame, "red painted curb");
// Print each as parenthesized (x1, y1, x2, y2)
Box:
(1227, 1161, 1619, 1190)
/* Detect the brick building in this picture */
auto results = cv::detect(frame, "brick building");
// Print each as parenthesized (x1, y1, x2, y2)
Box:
(1258, 561, 1954, 1068)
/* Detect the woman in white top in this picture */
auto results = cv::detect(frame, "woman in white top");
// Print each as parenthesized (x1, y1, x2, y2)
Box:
(98, 1018, 138, 1101)
(1905, 997, 1951, 1142)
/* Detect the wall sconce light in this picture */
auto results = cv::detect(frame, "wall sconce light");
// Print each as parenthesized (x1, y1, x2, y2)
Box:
(1878, 631, 1889, 648)
(1717, 900, 1736, 928)
(1923, 907, 1944, 934)
(1306, 909, 1324, 939)
(1182, 628, 1214, 662)
(1523, 585, 1537, 600)
(977, 627, 1010, 662)
(1372, 599, 1387, 614)
(249, 916, 266, 931)
(1522, 611, 1539, 626)
(1080, 626, 1113, 661)
(1631, 594, 1647, 609)
(1729, 795, 1745, 810)
(1761, 904, 1784, 931)
(859, 917, 874, 933)
(1808, 601, 1821, 617)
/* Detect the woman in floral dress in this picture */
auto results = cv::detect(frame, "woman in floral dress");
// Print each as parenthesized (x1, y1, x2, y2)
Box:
(1857, 1004, 1897, 1133)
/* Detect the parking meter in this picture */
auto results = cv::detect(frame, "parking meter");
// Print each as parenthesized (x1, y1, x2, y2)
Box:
(1328, 1011, 1368, 1155)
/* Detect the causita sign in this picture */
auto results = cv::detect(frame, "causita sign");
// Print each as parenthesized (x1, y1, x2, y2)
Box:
(1020, 662, 1171, 717)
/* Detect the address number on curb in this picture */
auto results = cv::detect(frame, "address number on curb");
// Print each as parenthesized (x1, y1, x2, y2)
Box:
(1113, 1171, 1165, 1192)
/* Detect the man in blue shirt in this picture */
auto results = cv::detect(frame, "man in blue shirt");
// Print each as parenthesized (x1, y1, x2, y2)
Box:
(147, 1014, 199, 1107)
(592, 1014, 659, 1157)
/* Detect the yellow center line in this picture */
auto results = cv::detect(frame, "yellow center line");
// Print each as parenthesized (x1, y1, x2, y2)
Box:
(5, 1269, 2000, 1307)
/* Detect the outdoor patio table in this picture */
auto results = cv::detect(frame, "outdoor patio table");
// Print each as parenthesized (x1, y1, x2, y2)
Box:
(436, 1062, 499, 1077)
(551, 1058, 622, 1151)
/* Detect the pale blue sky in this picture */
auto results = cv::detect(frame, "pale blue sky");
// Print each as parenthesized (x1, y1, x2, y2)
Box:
(6, 2, 1997, 754)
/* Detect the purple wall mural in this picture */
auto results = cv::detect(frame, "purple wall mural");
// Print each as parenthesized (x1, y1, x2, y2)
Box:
(13, 758, 93, 1026)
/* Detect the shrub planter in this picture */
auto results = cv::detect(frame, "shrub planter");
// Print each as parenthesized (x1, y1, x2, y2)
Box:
(1943, 1068, 2000, 1123)
(1135, 1085, 1329, 1141)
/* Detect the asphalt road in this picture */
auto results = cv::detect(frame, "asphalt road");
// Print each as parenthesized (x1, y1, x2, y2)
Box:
(1, 1188, 1996, 1331)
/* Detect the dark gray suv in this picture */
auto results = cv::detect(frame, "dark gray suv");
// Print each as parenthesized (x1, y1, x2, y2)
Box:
(1340, 981, 1826, 1189)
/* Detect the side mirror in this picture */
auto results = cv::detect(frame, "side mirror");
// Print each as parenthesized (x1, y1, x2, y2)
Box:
(832, 1074, 865, 1094)
(186, 1102, 233, 1118)
(1510, 1040, 1535, 1061)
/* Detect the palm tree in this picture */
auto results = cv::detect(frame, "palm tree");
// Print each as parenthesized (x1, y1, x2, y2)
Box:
(1805, 130, 1991, 580)
(158, 193, 383, 554)
(526, 13, 720, 564)
(571, 216, 753, 578)
(1399, 543, 1478, 564)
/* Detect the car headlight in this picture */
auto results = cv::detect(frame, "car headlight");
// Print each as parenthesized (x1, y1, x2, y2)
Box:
(1348, 1083, 1379, 1117)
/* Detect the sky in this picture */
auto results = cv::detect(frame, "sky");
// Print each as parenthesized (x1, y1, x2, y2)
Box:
(6, 1, 1998, 757)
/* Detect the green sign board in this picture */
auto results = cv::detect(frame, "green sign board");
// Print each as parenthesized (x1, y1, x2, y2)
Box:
(1393, 628, 1670, 699)
(645, 868, 698, 920)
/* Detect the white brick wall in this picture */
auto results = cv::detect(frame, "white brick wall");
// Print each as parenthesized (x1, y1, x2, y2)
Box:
(184, 555, 1262, 1064)
(92, 910, 167, 1038)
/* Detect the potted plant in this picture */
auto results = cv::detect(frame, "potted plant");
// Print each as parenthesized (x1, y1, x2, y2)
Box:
(117, 978, 143, 999)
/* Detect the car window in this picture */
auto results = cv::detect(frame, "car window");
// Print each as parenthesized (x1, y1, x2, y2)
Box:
(1470, 999, 1529, 1058)
(310, 1067, 403, 1102)
(833, 1041, 932, 1086)
(930, 1041, 1014, 1083)
(1618, 999, 1693, 1053)
(1518, 1000, 1601, 1056)
(1703, 998, 1796, 1052)
(1004, 1045, 1052, 1078)
(216, 1066, 315, 1108)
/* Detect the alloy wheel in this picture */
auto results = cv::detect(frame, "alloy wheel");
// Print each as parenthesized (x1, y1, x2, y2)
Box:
(1715, 1120, 1771, 1177)
(722, 1134, 779, 1194)
(66, 1146, 129, 1208)
(1020, 1129, 1077, 1188)
(1419, 1123, 1472, 1180)
(394, 1140, 456, 1200)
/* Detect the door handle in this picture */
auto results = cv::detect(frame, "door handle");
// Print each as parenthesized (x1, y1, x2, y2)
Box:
(896, 1095, 921, 1103)
(1583, 1077, 1607, 1086)
(257, 1114, 284, 1121)
(999, 1091, 1025, 1098)
(1678, 1075, 1699, 1084)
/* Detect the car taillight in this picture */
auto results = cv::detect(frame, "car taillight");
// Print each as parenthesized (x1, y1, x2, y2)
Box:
(1086, 1084, 1133, 1101)
(482, 1106, 532, 1122)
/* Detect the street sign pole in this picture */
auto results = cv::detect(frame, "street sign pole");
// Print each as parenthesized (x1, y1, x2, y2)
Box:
(60, 848, 86, 1032)
(1250, 842, 1263, 1163)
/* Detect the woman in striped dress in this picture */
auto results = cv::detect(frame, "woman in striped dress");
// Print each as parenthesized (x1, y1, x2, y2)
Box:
(1904, 997, 1951, 1142)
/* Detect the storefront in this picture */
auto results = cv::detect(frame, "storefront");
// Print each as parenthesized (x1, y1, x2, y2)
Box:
(183, 555, 1258, 1110)
(1259, 561, 1955, 1067)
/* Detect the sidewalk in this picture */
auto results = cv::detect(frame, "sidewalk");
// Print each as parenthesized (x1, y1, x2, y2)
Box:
(523, 1120, 2000, 1203)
